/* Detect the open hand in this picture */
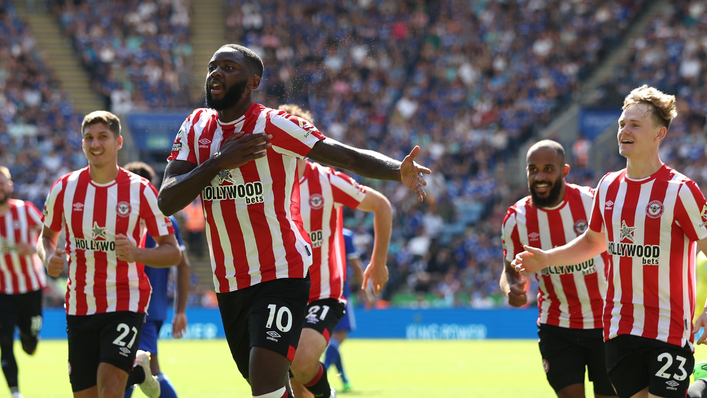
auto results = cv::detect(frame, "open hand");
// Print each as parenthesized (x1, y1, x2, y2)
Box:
(400, 146, 431, 202)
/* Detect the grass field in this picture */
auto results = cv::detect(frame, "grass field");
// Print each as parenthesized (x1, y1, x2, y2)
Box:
(11, 338, 706, 397)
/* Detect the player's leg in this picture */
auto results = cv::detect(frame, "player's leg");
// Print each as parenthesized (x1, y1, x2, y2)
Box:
(291, 299, 345, 398)
(124, 320, 162, 397)
(646, 339, 694, 398)
(67, 314, 100, 397)
(0, 294, 21, 396)
(604, 335, 651, 398)
(17, 290, 42, 356)
(245, 278, 310, 397)
(580, 328, 616, 398)
(96, 312, 146, 398)
(537, 324, 590, 398)
(326, 303, 352, 388)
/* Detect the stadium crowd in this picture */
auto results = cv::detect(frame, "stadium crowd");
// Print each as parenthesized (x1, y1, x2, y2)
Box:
(591, 0, 707, 197)
(1, 0, 678, 309)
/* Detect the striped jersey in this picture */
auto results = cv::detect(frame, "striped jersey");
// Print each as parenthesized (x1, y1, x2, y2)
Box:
(42, 167, 174, 316)
(167, 104, 326, 292)
(502, 183, 610, 329)
(299, 161, 366, 304)
(589, 165, 707, 348)
(0, 199, 46, 294)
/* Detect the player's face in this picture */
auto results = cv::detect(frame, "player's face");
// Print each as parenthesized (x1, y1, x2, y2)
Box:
(527, 147, 566, 208)
(617, 103, 664, 159)
(205, 49, 250, 111)
(0, 173, 12, 205)
(82, 123, 122, 168)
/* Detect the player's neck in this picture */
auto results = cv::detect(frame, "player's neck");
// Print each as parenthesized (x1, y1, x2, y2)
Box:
(625, 155, 663, 179)
(218, 98, 253, 124)
(89, 164, 120, 184)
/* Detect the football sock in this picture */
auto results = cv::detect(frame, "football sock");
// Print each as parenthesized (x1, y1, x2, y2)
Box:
(123, 385, 134, 398)
(156, 373, 178, 398)
(323, 339, 340, 370)
(304, 362, 332, 398)
(253, 386, 287, 398)
(126, 364, 146, 386)
(0, 338, 18, 388)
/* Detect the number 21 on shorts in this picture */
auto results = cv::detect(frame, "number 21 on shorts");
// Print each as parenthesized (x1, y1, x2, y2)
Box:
(266, 304, 293, 332)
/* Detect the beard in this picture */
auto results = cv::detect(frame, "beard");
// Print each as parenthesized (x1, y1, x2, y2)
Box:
(0, 191, 9, 206)
(530, 178, 564, 208)
(205, 79, 248, 110)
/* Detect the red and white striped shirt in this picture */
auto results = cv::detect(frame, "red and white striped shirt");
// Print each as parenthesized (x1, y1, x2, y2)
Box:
(503, 183, 610, 329)
(0, 199, 46, 294)
(299, 161, 367, 304)
(42, 167, 174, 316)
(589, 165, 707, 348)
(167, 104, 326, 292)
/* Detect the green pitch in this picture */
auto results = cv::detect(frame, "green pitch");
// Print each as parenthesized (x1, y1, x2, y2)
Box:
(11, 338, 702, 397)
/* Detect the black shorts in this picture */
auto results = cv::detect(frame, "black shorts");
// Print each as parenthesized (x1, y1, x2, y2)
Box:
(0, 290, 43, 342)
(66, 311, 145, 392)
(217, 278, 310, 380)
(605, 334, 694, 398)
(538, 323, 615, 396)
(303, 299, 346, 343)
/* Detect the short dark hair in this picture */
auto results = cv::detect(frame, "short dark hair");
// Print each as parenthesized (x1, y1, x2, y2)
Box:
(123, 161, 155, 182)
(82, 110, 121, 137)
(221, 44, 264, 78)
(527, 139, 565, 165)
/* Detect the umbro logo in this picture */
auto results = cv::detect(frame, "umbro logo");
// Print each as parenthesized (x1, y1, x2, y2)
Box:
(528, 232, 540, 241)
(118, 347, 131, 357)
(198, 138, 211, 148)
(665, 380, 679, 390)
(73, 203, 84, 211)
(605, 200, 614, 210)
(266, 331, 281, 342)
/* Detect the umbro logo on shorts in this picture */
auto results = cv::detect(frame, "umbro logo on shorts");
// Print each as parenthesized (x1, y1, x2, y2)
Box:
(665, 380, 679, 391)
(266, 331, 281, 342)
(119, 347, 131, 357)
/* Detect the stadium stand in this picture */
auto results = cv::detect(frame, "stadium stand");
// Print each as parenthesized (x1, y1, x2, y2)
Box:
(2, 0, 678, 308)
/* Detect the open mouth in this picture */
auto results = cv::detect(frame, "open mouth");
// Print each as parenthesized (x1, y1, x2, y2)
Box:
(210, 81, 224, 95)
(533, 182, 551, 194)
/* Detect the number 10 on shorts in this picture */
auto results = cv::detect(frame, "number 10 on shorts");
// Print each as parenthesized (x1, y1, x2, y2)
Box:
(266, 304, 293, 332)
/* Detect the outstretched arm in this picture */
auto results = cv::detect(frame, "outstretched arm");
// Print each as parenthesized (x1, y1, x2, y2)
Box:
(355, 187, 392, 295)
(307, 138, 431, 202)
(512, 228, 607, 275)
(159, 132, 272, 215)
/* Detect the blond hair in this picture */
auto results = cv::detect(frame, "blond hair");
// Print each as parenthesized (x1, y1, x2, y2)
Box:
(0, 166, 10, 181)
(81, 110, 121, 136)
(278, 104, 314, 123)
(623, 85, 677, 129)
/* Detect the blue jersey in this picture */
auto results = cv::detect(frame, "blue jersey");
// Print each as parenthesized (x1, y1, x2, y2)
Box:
(342, 229, 358, 299)
(144, 215, 184, 321)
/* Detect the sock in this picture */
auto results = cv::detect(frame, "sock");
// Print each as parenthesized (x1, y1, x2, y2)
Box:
(156, 373, 178, 398)
(323, 339, 340, 370)
(253, 386, 287, 398)
(304, 362, 332, 398)
(125, 365, 145, 386)
(123, 385, 134, 398)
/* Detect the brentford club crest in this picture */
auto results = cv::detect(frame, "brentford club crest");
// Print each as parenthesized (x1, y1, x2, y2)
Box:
(116, 201, 131, 217)
(574, 219, 588, 235)
(309, 194, 324, 210)
(542, 359, 550, 373)
(646, 200, 664, 219)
